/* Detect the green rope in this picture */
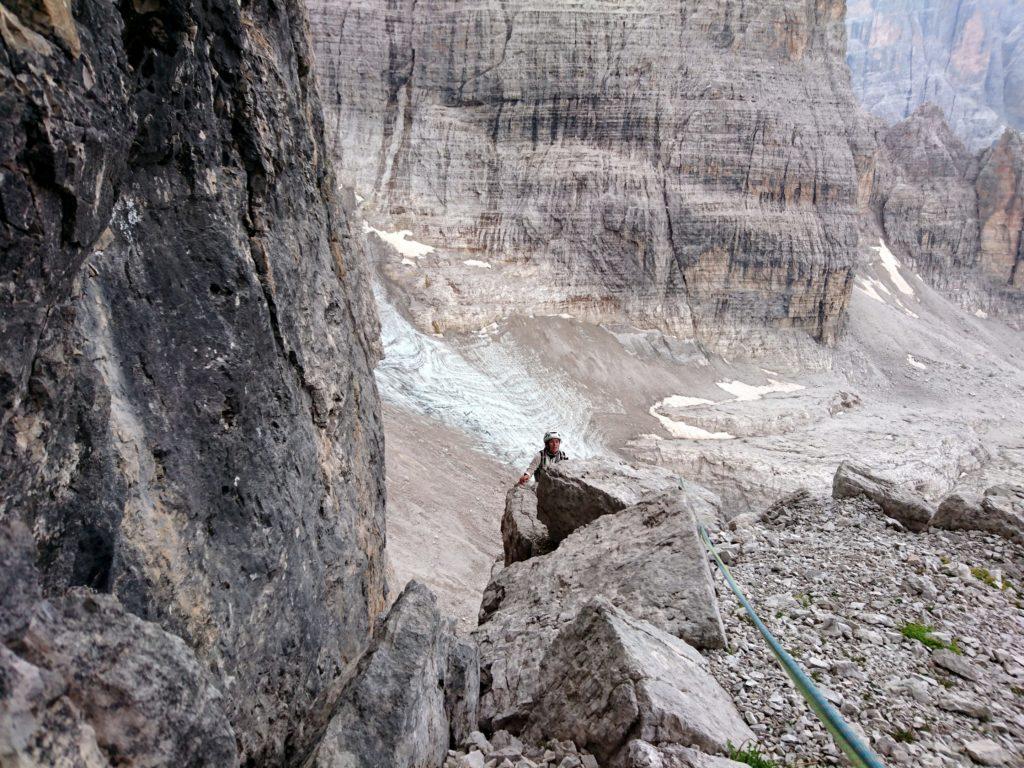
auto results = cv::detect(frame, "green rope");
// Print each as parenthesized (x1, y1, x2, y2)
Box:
(698, 523, 886, 768)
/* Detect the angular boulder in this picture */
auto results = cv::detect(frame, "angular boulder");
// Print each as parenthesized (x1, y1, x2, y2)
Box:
(475, 491, 725, 732)
(445, 637, 481, 748)
(502, 486, 552, 565)
(525, 599, 753, 766)
(308, 581, 468, 768)
(537, 458, 720, 543)
(933, 485, 1024, 546)
(832, 462, 934, 531)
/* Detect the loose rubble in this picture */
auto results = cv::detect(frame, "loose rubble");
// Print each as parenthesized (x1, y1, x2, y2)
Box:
(705, 492, 1024, 767)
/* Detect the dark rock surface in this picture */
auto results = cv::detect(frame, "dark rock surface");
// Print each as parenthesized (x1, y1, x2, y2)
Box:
(0, 519, 238, 766)
(501, 485, 551, 565)
(524, 598, 752, 766)
(0, 0, 386, 761)
(305, 581, 468, 768)
(832, 461, 935, 531)
(475, 491, 725, 733)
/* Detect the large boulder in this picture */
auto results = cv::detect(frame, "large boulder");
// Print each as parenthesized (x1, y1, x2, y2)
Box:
(307, 581, 472, 768)
(832, 462, 934, 531)
(502, 486, 552, 565)
(1, 519, 238, 766)
(537, 459, 720, 544)
(525, 599, 753, 766)
(625, 742, 751, 768)
(474, 491, 725, 732)
(932, 485, 1024, 546)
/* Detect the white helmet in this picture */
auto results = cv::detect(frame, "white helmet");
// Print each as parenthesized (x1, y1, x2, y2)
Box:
(543, 430, 561, 443)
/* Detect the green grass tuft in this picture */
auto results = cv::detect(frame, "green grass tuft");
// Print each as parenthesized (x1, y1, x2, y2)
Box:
(971, 567, 999, 588)
(900, 622, 961, 653)
(728, 743, 779, 768)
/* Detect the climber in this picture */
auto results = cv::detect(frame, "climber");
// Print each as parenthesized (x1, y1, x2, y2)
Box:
(518, 430, 568, 485)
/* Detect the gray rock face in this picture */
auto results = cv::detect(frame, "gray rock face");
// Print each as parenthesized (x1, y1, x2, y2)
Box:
(846, 0, 1024, 151)
(502, 485, 552, 565)
(0, 520, 238, 767)
(933, 485, 1024, 546)
(869, 105, 1024, 326)
(525, 598, 753, 766)
(446, 637, 482, 748)
(308, 581, 466, 768)
(307, 0, 873, 357)
(832, 461, 935, 531)
(0, 0, 386, 761)
(474, 491, 725, 732)
(626, 741, 749, 768)
(537, 459, 718, 544)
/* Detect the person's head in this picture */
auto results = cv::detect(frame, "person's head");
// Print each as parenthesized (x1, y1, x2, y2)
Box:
(543, 430, 561, 453)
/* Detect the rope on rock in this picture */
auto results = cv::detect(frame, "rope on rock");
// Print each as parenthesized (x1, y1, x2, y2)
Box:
(698, 523, 887, 768)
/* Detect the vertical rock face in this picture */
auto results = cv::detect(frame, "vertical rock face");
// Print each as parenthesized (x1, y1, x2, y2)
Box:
(308, 0, 872, 357)
(870, 104, 1023, 325)
(1, 0, 386, 761)
(846, 0, 1024, 151)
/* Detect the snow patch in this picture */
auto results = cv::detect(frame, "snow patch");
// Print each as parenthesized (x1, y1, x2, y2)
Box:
(871, 239, 915, 297)
(363, 223, 435, 258)
(907, 355, 928, 371)
(648, 401, 734, 440)
(660, 395, 716, 408)
(716, 379, 805, 401)
(856, 277, 890, 304)
(974, 309, 989, 319)
(463, 259, 491, 269)
(401, 258, 417, 267)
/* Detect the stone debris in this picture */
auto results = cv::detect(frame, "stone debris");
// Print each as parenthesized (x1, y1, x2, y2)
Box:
(832, 461, 935, 531)
(502, 485, 553, 565)
(705, 492, 1023, 767)
(445, 733, 598, 768)
(475, 490, 726, 731)
(524, 598, 753, 764)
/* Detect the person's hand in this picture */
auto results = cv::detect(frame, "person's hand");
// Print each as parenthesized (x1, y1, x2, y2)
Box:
(518, 474, 529, 485)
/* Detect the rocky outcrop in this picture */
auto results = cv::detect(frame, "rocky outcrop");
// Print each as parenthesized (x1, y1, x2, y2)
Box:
(846, 0, 1024, 151)
(626, 742, 750, 768)
(475, 491, 725, 732)
(0, 0, 385, 761)
(308, 0, 873, 357)
(0, 519, 238, 766)
(869, 105, 1023, 326)
(524, 598, 753, 767)
(933, 485, 1024, 546)
(537, 459, 720, 544)
(306, 581, 472, 768)
(445, 638, 482, 748)
(502, 485, 551, 565)
(832, 461, 935, 531)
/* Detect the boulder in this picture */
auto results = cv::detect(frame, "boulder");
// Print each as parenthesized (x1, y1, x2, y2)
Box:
(475, 491, 726, 732)
(525, 599, 752, 766)
(933, 485, 1024, 546)
(502, 486, 552, 565)
(2, 590, 238, 767)
(537, 459, 720, 543)
(446, 638, 481, 747)
(625, 741, 751, 768)
(832, 462, 934, 531)
(308, 581, 467, 768)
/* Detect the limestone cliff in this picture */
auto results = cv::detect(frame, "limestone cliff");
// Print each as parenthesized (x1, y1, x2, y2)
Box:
(0, 0, 386, 761)
(869, 104, 1023, 326)
(846, 0, 1024, 151)
(308, 0, 874, 357)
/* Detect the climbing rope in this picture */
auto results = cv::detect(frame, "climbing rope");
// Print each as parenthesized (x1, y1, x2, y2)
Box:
(698, 523, 887, 768)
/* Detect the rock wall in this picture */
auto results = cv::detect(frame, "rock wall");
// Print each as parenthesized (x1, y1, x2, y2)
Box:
(869, 104, 1023, 326)
(308, 0, 874, 357)
(0, 0, 386, 761)
(846, 0, 1024, 151)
